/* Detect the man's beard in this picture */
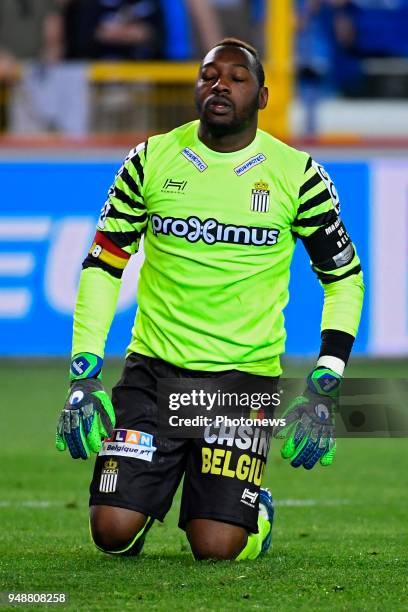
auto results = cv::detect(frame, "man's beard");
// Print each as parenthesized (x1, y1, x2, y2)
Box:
(201, 115, 246, 137)
(196, 95, 259, 137)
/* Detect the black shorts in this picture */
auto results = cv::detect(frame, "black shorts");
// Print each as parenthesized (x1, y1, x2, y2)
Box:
(90, 353, 278, 533)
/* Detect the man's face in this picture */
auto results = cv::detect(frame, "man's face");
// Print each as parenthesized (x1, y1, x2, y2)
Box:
(195, 46, 268, 136)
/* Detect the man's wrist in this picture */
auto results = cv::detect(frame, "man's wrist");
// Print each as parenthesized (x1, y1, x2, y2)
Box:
(316, 356, 345, 376)
(319, 329, 355, 365)
(70, 352, 103, 381)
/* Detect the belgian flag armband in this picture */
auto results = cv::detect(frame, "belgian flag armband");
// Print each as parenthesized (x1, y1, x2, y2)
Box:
(83, 231, 130, 278)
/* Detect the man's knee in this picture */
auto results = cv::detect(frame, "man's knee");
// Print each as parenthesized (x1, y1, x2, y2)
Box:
(90, 505, 147, 555)
(186, 519, 248, 561)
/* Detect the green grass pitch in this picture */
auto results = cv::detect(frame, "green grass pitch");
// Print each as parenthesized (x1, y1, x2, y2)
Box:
(1, 359, 407, 611)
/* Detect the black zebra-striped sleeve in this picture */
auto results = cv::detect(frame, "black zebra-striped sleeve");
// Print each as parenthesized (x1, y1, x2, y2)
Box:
(292, 156, 365, 346)
(292, 157, 362, 285)
(83, 142, 148, 278)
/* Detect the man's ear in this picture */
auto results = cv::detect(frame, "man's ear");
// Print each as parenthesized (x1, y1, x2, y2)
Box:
(258, 86, 268, 110)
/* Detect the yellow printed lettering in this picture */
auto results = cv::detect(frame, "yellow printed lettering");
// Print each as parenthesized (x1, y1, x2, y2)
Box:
(253, 459, 265, 486)
(211, 448, 225, 475)
(248, 456, 257, 483)
(202, 447, 212, 473)
(221, 450, 236, 478)
(236, 454, 251, 480)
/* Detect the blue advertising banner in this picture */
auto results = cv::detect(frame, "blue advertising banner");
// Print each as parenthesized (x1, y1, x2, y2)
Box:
(285, 161, 370, 355)
(0, 159, 369, 356)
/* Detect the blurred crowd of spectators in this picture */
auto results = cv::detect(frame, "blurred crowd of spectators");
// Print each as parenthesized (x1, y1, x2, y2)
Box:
(0, 0, 406, 135)
(0, 0, 264, 70)
(1, 0, 407, 91)
(296, 0, 408, 97)
(0, 1, 266, 134)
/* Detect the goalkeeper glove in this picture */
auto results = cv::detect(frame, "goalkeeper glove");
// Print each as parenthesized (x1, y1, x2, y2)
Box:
(56, 353, 115, 460)
(276, 367, 341, 469)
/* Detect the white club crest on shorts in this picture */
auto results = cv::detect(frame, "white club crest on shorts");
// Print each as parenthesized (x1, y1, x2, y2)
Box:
(251, 180, 270, 213)
(99, 458, 118, 493)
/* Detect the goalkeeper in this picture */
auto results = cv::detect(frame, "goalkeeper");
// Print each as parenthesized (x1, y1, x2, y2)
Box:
(56, 38, 364, 560)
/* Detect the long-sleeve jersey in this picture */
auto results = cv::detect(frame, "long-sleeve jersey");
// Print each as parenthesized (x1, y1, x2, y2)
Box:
(73, 120, 364, 376)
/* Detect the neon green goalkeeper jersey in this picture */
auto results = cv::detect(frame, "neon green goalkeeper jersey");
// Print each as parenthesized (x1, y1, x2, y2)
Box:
(75, 120, 363, 375)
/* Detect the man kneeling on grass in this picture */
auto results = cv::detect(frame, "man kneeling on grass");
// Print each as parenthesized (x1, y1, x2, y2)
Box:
(56, 38, 364, 560)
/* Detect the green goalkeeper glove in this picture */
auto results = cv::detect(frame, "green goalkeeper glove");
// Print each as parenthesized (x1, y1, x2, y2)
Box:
(56, 353, 115, 460)
(276, 367, 341, 469)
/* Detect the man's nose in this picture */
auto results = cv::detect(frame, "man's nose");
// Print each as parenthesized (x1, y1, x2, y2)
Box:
(212, 77, 231, 93)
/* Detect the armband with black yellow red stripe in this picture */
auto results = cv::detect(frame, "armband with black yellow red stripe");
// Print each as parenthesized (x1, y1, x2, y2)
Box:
(83, 231, 130, 278)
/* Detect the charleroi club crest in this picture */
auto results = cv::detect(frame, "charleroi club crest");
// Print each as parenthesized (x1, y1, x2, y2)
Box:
(251, 180, 270, 213)
(99, 458, 118, 493)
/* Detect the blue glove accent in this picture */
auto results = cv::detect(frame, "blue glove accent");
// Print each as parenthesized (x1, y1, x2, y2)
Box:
(307, 367, 342, 397)
(290, 438, 317, 468)
(303, 445, 326, 470)
(70, 353, 103, 380)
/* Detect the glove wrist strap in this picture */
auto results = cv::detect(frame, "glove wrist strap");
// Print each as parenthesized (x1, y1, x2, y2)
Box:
(70, 352, 103, 381)
(316, 355, 345, 376)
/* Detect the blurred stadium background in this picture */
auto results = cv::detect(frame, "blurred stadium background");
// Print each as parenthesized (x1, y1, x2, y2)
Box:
(0, 1, 407, 607)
